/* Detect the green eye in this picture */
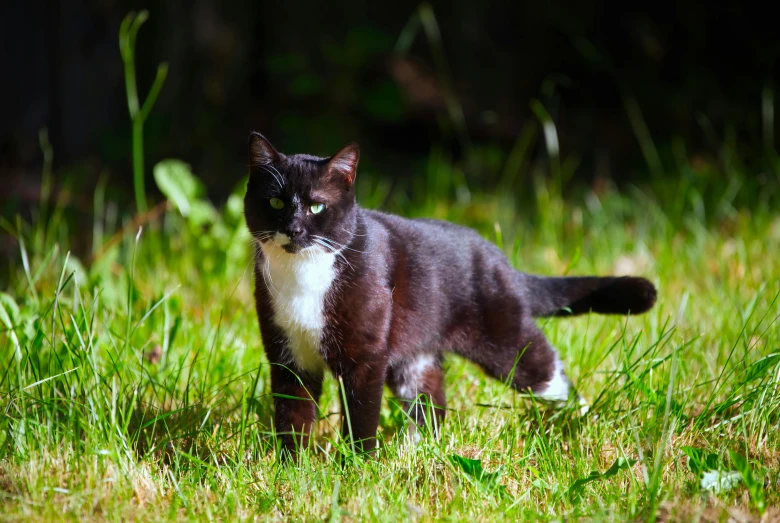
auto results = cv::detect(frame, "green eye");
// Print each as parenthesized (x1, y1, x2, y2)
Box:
(269, 198, 284, 210)
(310, 203, 325, 214)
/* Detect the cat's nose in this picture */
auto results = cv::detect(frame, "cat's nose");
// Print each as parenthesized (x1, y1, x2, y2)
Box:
(286, 226, 304, 239)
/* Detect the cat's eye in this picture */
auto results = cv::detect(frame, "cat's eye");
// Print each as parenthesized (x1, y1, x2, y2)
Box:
(269, 198, 284, 210)
(310, 203, 325, 214)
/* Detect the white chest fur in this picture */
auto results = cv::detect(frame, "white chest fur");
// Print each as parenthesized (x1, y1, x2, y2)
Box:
(259, 240, 338, 373)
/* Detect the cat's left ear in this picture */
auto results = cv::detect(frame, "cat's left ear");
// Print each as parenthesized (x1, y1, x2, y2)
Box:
(327, 143, 360, 187)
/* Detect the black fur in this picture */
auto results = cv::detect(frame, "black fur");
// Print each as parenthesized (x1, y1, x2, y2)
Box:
(520, 275, 657, 317)
(244, 133, 657, 458)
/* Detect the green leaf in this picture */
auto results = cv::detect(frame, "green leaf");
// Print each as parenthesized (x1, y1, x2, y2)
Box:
(225, 192, 245, 225)
(741, 353, 780, 384)
(66, 256, 88, 289)
(188, 200, 219, 228)
(681, 446, 720, 476)
(0, 292, 20, 325)
(450, 454, 501, 487)
(729, 450, 766, 514)
(153, 159, 204, 217)
(223, 175, 248, 225)
(567, 457, 636, 501)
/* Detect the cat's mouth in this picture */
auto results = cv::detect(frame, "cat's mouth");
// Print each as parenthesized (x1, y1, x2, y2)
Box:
(272, 233, 309, 254)
(282, 243, 303, 254)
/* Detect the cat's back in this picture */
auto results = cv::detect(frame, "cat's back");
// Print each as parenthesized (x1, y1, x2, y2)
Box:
(357, 209, 521, 345)
(360, 208, 510, 283)
(361, 209, 500, 256)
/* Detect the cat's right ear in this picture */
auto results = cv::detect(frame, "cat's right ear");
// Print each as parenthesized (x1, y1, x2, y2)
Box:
(248, 132, 280, 169)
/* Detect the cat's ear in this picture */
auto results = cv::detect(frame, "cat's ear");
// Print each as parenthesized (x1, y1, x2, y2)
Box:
(327, 143, 360, 186)
(248, 132, 280, 169)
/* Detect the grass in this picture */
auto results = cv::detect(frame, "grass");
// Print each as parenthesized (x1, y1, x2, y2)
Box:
(1, 149, 779, 521)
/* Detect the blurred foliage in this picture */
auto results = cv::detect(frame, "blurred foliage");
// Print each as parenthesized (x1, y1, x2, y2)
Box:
(1, 1, 779, 282)
(3, 1, 780, 205)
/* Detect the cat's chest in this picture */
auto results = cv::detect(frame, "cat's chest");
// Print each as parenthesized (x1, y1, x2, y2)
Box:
(260, 244, 338, 372)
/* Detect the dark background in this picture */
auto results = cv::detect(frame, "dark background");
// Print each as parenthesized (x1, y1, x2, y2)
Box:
(1, 0, 778, 214)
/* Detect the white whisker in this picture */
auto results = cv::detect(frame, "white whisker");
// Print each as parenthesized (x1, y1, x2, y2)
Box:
(311, 237, 335, 253)
(336, 252, 353, 270)
(260, 165, 284, 189)
(340, 226, 366, 237)
(252, 230, 276, 240)
(312, 234, 365, 254)
(267, 164, 284, 180)
(261, 250, 279, 297)
(312, 238, 353, 271)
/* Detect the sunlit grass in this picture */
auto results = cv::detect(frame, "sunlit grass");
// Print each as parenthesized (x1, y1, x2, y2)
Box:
(1, 161, 779, 521)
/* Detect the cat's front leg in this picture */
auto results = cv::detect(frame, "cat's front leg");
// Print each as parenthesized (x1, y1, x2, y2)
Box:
(336, 355, 389, 456)
(269, 362, 323, 460)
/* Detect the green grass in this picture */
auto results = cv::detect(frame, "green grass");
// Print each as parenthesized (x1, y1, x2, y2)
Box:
(1, 157, 779, 521)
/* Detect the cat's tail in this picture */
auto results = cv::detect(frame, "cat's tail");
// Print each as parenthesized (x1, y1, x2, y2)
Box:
(518, 274, 657, 318)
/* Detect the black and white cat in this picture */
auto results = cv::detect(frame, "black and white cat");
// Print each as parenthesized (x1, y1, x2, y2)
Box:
(243, 133, 657, 458)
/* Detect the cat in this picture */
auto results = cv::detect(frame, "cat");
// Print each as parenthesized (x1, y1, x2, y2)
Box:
(243, 132, 657, 458)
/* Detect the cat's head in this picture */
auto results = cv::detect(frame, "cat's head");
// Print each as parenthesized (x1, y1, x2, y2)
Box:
(244, 132, 359, 254)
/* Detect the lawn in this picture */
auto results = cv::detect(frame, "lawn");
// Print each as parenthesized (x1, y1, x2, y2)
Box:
(1, 154, 779, 521)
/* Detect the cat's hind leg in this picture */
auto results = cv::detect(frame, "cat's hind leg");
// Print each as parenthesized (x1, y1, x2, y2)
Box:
(469, 317, 589, 412)
(533, 347, 591, 414)
(387, 353, 447, 441)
